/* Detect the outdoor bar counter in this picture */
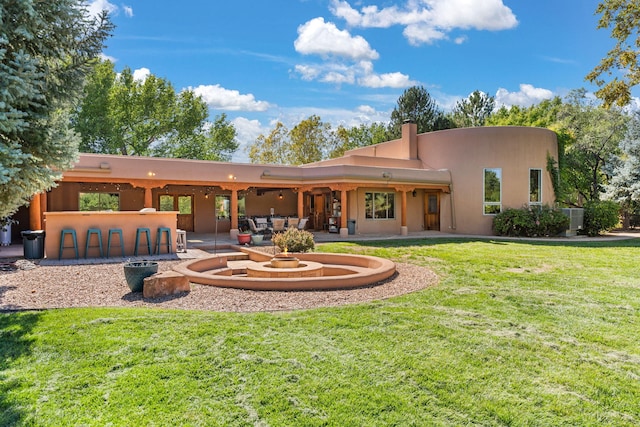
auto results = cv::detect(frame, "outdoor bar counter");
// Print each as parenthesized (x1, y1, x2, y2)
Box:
(44, 211, 178, 259)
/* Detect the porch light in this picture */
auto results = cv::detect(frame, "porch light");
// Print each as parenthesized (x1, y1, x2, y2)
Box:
(147, 171, 156, 177)
(278, 191, 283, 200)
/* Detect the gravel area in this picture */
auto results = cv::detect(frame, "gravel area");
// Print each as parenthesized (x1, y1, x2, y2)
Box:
(0, 259, 437, 312)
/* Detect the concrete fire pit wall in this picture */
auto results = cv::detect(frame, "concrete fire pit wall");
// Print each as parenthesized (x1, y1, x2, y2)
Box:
(172, 248, 396, 291)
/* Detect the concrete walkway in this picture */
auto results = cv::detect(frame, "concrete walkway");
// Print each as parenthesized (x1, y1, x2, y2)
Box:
(1, 229, 637, 265)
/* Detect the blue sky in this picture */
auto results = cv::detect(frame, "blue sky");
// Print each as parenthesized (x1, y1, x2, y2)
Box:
(86, 0, 625, 161)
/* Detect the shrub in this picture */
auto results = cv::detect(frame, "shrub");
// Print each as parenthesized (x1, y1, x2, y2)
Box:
(493, 205, 570, 237)
(271, 227, 315, 253)
(582, 200, 620, 236)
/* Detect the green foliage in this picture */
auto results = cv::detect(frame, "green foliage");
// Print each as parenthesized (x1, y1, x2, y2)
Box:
(493, 206, 570, 237)
(0, 1, 113, 218)
(74, 61, 237, 159)
(387, 85, 452, 139)
(582, 200, 620, 236)
(271, 227, 315, 252)
(331, 122, 387, 158)
(451, 90, 495, 127)
(586, 1, 640, 107)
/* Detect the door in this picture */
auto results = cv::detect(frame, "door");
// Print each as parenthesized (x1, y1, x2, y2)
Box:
(159, 194, 194, 231)
(424, 192, 440, 231)
(314, 194, 325, 230)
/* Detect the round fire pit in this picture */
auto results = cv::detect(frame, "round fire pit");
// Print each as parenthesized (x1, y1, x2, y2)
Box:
(270, 256, 299, 269)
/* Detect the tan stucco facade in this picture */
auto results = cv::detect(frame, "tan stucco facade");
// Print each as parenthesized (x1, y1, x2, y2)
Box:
(25, 123, 558, 241)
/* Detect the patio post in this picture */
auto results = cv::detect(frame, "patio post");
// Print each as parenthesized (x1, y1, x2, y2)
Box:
(29, 192, 43, 230)
(400, 190, 408, 236)
(230, 189, 238, 238)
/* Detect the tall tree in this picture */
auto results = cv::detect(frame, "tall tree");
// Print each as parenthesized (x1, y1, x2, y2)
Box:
(288, 115, 333, 165)
(74, 61, 219, 157)
(451, 90, 495, 127)
(559, 89, 629, 202)
(331, 122, 387, 158)
(248, 122, 290, 164)
(0, 1, 113, 218)
(387, 86, 451, 139)
(586, 1, 640, 107)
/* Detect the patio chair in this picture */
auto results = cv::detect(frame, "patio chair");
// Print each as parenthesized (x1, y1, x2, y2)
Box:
(298, 218, 308, 230)
(272, 218, 286, 232)
(287, 217, 299, 229)
(247, 219, 263, 235)
(255, 217, 269, 231)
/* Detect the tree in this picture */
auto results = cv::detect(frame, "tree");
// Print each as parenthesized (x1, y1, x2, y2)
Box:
(559, 89, 629, 202)
(387, 86, 451, 139)
(331, 122, 388, 158)
(451, 90, 495, 127)
(153, 112, 239, 161)
(0, 1, 113, 218)
(586, 1, 640, 108)
(248, 116, 338, 165)
(248, 122, 290, 164)
(288, 115, 334, 165)
(74, 60, 222, 158)
(605, 110, 640, 226)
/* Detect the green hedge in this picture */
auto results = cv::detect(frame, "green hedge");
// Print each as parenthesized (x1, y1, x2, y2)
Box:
(582, 200, 620, 236)
(493, 205, 570, 237)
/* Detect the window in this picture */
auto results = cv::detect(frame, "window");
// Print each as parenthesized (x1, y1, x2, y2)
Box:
(159, 195, 192, 214)
(215, 195, 230, 219)
(529, 168, 542, 205)
(79, 192, 119, 211)
(365, 192, 395, 219)
(483, 168, 502, 215)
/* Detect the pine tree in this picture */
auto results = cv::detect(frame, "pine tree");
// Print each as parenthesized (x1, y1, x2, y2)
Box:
(0, 0, 112, 218)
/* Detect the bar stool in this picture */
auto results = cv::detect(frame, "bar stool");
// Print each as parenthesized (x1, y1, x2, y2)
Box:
(155, 227, 172, 254)
(134, 227, 152, 256)
(176, 229, 187, 253)
(85, 228, 104, 258)
(107, 228, 125, 258)
(59, 229, 79, 260)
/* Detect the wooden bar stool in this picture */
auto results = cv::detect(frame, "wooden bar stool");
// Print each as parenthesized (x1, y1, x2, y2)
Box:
(59, 229, 79, 260)
(85, 228, 104, 258)
(176, 229, 187, 253)
(155, 227, 172, 254)
(134, 227, 152, 256)
(107, 228, 125, 258)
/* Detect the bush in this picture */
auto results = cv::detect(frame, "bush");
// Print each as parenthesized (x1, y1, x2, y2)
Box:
(582, 200, 620, 236)
(271, 227, 315, 253)
(493, 205, 570, 237)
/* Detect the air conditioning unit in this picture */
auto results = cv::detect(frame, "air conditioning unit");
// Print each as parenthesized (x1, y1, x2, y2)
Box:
(561, 208, 584, 236)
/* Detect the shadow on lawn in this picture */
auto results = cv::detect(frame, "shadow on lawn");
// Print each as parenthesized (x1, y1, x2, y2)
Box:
(0, 311, 42, 426)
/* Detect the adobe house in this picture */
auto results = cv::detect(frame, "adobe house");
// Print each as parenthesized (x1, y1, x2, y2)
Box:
(21, 122, 558, 254)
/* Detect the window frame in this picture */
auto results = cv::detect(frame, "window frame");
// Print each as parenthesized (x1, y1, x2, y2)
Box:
(483, 168, 502, 215)
(78, 192, 120, 211)
(364, 191, 396, 220)
(529, 168, 542, 206)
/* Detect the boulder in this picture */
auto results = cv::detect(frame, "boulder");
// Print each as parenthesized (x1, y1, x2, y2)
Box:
(143, 271, 190, 299)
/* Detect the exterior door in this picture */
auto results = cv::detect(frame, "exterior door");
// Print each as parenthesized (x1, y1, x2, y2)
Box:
(424, 192, 440, 231)
(159, 194, 194, 231)
(314, 194, 325, 230)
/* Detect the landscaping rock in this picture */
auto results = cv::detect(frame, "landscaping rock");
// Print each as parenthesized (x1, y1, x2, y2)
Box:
(143, 271, 190, 299)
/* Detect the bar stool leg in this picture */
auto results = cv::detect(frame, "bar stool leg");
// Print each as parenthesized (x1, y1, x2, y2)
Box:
(134, 228, 152, 256)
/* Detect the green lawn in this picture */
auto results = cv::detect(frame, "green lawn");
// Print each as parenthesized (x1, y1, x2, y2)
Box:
(1, 238, 639, 426)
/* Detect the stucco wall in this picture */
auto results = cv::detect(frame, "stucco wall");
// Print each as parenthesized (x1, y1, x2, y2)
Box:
(417, 126, 558, 235)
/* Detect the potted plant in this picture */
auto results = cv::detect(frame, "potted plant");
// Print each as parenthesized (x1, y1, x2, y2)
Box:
(123, 261, 158, 292)
(237, 232, 252, 244)
(250, 233, 264, 245)
(0, 217, 18, 246)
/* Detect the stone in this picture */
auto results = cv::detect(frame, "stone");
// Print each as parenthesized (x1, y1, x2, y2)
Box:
(143, 271, 190, 299)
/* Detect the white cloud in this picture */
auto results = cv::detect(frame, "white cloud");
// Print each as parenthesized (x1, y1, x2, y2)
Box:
(293, 60, 416, 89)
(495, 84, 554, 108)
(191, 84, 271, 112)
(85, 0, 133, 19)
(330, 0, 517, 45)
(99, 52, 117, 63)
(294, 17, 379, 61)
(231, 117, 267, 163)
(132, 67, 150, 82)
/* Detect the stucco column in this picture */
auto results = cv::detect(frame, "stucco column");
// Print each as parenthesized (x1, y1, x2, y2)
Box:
(230, 189, 239, 238)
(144, 187, 153, 208)
(297, 190, 304, 218)
(339, 190, 349, 237)
(400, 190, 408, 236)
(29, 193, 42, 230)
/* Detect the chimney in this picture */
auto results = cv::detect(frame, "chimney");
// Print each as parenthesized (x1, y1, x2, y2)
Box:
(402, 119, 418, 159)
